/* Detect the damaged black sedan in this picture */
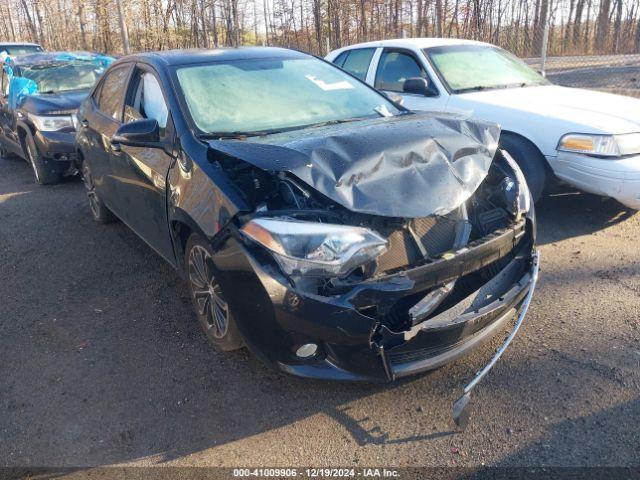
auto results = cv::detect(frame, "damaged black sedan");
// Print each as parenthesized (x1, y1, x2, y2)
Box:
(76, 48, 539, 400)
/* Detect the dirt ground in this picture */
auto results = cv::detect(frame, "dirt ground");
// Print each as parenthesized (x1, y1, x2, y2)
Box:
(1, 155, 638, 471)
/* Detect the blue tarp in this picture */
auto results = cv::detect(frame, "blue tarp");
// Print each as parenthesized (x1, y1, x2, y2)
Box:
(8, 76, 38, 109)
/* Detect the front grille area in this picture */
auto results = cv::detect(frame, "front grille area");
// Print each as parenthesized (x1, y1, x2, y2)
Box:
(387, 251, 532, 367)
(412, 216, 459, 255)
(376, 229, 421, 272)
(381, 221, 530, 332)
(389, 338, 462, 364)
(376, 215, 460, 274)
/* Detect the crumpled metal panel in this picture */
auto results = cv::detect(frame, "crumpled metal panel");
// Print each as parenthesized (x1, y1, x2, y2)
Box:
(207, 112, 500, 218)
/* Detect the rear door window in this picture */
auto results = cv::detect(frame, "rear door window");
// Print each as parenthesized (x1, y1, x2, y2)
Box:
(333, 51, 349, 68)
(96, 65, 130, 121)
(337, 48, 375, 81)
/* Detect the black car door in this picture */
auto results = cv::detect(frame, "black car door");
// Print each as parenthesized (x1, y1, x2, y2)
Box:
(0, 67, 20, 153)
(108, 64, 176, 265)
(82, 63, 133, 207)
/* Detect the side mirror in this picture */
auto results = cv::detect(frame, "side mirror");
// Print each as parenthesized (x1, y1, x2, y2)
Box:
(403, 77, 430, 96)
(111, 118, 160, 148)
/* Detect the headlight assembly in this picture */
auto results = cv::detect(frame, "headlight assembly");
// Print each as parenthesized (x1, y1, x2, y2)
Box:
(241, 217, 388, 278)
(28, 113, 74, 132)
(613, 133, 640, 155)
(558, 133, 640, 157)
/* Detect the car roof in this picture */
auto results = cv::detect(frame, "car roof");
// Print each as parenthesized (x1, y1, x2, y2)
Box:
(0, 42, 41, 47)
(332, 37, 491, 53)
(9, 51, 105, 67)
(117, 46, 310, 68)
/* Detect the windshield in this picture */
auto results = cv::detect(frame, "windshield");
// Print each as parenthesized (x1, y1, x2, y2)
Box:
(176, 56, 400, 136)
(425, 45, 549, 94)
(0, 45, 43, 56)
(20, 61, 103, 93)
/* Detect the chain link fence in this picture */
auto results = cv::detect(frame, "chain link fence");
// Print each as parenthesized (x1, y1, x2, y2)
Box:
(495, 0, 640, 97)
(527, 54, 640, 97)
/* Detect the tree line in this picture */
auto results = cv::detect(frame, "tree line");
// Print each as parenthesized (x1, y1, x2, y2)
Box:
(2, 0, 640, 58)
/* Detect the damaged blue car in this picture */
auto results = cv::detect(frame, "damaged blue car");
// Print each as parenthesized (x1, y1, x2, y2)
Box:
(0, 51, 113, 184)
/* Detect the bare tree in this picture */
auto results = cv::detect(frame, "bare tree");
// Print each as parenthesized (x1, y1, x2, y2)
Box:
(3, 0, 640, 61)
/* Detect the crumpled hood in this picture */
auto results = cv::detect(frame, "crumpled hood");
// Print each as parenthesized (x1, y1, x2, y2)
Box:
(20, 89, 88, 115)
(207, 112, 500, 218)
(460, 85, 640, 134)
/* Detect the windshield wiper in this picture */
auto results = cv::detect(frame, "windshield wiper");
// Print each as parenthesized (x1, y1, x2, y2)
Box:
(198, 129, 286, 140)
(305, 116, 370, 130)
(199, 113, 388, 140)
(454, 82, 532, 94)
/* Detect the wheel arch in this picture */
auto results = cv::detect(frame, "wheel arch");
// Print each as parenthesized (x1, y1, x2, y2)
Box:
(74, 147, 85, 170)
(16, 123, 33, 160)
(169, 210, 210, 277)
(499, 129, 555, 175)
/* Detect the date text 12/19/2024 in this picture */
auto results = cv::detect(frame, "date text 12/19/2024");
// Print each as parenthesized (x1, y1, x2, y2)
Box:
(233, 468, 400, 477)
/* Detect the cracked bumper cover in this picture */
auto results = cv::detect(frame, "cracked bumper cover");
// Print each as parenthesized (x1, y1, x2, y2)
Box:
(212, 217, 537, 382)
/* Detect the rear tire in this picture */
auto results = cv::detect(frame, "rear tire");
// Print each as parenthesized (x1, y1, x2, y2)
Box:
(81, 161, 117, 224)
(185, 234, 244, 352)
(23, 132, 62, 185)
(499, 134, 548, 202)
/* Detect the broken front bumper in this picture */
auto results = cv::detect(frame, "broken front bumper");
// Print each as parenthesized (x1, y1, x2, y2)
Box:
(213, 217, 537, 382)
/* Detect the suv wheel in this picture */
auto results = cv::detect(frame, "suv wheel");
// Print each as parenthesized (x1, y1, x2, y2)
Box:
(185, 234, 243, 351)
(23, 133, 62, 185)
(81, 162, 117, 223)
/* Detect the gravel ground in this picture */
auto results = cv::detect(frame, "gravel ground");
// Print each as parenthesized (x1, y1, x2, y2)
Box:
(0, 155, 639, 471)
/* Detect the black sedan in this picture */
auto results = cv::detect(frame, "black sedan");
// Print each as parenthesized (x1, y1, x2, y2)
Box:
(0, 51, 113, 183)
(75, 47, 538, 401)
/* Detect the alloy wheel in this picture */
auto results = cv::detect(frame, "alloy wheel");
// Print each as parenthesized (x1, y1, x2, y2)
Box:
(82, 164, 101, 219)
(188, 244, 230, 339)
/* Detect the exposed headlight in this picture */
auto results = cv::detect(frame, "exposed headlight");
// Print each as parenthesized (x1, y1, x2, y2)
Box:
(500, 150, 531, 217)
(28, 113, 73, 132)
(558, 133, 640, 157)
(241, 217, 388, 278)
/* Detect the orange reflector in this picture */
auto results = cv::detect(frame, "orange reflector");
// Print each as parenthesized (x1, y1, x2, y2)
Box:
(241, 221, 285, 255)
(562, 137, 594, 151)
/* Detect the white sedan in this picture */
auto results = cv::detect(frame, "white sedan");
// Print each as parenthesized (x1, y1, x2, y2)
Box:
(327, 38, 640, 209)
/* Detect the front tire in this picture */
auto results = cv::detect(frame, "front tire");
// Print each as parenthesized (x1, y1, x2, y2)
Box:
(23, 132, 62, 185)
(185, 234, 243, 351)
(81, 161, 117, 224)
(499, 134, 548, 202)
